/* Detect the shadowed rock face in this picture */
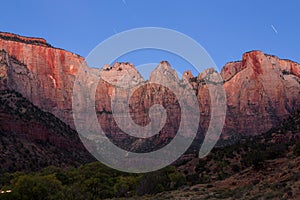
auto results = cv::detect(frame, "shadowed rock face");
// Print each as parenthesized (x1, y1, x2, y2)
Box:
(0, 32, 300, 147)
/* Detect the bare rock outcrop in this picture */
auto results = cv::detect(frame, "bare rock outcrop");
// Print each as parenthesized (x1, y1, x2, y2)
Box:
(1, 32, 300, 146)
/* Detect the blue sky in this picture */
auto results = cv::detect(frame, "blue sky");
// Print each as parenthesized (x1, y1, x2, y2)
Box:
(0, 0, 299, 76)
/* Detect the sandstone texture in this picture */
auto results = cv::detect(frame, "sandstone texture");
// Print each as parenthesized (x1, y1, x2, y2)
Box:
(0, 32, 300, 147)
(0, 32, 84, 127)
(220, 51, 300, 137)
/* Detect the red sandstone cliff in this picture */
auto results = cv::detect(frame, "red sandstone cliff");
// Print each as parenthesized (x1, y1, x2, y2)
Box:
(0, 32, 83, 127)
(220, 51, 300, 137)
(0, 32, 300, 145)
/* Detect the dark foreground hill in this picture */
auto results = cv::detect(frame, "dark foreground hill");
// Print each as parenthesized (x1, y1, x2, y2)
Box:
(0, 90, 95, 173)
(0, 112, 299, 199)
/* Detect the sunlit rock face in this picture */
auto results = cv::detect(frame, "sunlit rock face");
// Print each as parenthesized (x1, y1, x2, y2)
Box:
(1, 32, 300, 148)
(221, 50, 300, 137)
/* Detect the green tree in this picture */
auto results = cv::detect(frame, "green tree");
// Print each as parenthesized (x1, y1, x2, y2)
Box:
(114, 179, 130, 197)
(114, 176, 137, 197)
(168, 172, 186, 189)
(11, 174, 62, 200)
(294, 140, 300, 156)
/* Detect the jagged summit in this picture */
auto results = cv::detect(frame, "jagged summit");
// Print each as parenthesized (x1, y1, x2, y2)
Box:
(100, 62, 144, 85)
(100, 51, 300, 84)
(158, 60, 171, 68)
(149, 60, 179, 83)
(221, 50, 300, 82)
(0, 32, 299, 138)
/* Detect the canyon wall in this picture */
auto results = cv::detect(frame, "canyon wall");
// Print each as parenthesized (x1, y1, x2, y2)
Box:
(1, 32, 300, 145)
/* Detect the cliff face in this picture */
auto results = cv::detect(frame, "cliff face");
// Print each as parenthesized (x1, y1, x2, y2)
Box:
(1, 32, 300, 145)
(0, 32, 83, 127)
(220, 51, 300, 137)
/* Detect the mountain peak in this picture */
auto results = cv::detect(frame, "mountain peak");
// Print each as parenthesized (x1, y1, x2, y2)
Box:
(149, 61, 179, 82)
(221, 50, 300, 81)
(1, 32, 299, 140)
(158, 60, 171, 68)
(100, 62, 144, 85)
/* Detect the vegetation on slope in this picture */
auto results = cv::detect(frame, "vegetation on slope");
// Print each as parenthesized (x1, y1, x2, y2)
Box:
(0, 112, 299, 199)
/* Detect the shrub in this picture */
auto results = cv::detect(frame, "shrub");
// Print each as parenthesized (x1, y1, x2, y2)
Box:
(241, 151, 265, 169)
(294, 140, 300, 156)
(11, 174, 62, 200)
(231, 164, 240, 173)
(168, 172, 186, 189)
